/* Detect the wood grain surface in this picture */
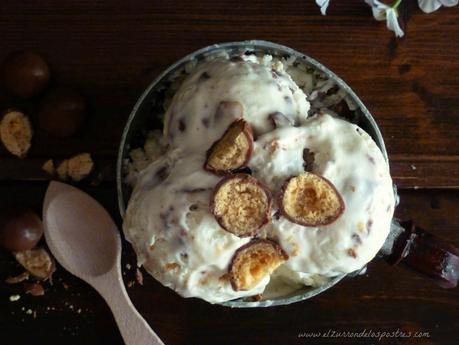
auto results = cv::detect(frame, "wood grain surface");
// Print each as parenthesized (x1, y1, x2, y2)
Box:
(0, 1, 458, 344)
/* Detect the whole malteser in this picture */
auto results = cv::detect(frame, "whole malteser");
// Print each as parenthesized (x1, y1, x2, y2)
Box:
(1, 51, 50, 99)
(0, 208, 44, 252)
(38, 88, 87, 137)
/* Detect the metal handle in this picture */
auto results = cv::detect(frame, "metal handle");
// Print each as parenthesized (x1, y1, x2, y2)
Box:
(386, 220, 459, 288)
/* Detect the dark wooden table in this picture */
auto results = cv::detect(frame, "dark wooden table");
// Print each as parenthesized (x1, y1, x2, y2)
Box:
(1, 1, 458, 344)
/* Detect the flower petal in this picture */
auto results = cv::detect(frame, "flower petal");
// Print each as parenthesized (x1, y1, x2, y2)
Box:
(440, 0, 459, 7)
(418, 0, 442, 13)
(366, 0, 390, 20)
(386, 9, 405, 37)
(315, 0, 330, 15)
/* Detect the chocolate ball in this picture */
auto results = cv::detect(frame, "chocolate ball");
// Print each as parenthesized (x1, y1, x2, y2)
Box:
(1, 51, 50, 99)
(0, 208, 44, 252)
(38, 88, 87, 138)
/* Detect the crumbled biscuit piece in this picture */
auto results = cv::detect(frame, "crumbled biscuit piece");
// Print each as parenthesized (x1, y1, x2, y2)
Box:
(210, 174, 272, 237)
(42, 159, 55, 175)
(67, 153, 94, 181)
(5, 272, 30, 284)
(56, 159, 69, 180)
(57, 153, 94, 182)
(0, 110, 33, 158)
(14, 247, 55, 281)
(279, 172, 344, 226)
(229, 239, 288, 291)
(204, 118, 253, 175)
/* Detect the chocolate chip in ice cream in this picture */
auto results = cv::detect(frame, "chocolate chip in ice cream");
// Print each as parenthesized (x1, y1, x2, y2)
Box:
(302, 148, 315, 172)
(204, 118, 253, 175)
(279, 172, 345, 227)
(210, 174, 271, 237)
(178, 119, 186, 132)
(229, 239, 288, 291)
(198, 72, 211, 82)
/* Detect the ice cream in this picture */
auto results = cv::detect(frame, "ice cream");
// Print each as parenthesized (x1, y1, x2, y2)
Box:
(123, 53, 395, 303)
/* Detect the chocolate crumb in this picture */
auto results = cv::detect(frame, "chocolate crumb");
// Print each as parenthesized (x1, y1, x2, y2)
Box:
(155, 166, 169, 181)
(329, 100, 355, 122)
(230, 56, 243, 62)
(273, 211, 281, 221)
(366, 219, 373, 232)
(180, 252, 189, 262)
(199, 72, 210, 81)
(252, 294, 263, 301)
(352, 233, 362, 245)
(178, 119, 186, 132)
(232, 166, 252, 175)
(181, 187, 208, 194)
(347, 248, 357, 258)
(219, 273, 231, 283)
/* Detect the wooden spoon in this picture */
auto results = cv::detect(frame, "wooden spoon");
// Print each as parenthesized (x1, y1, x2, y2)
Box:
(43, 181, 164, 345)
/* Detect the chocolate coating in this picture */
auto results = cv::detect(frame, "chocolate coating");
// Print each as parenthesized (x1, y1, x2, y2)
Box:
(1, 51, 50, 99)
(0, 208, 43, 252)
(38, 88, 87, 137)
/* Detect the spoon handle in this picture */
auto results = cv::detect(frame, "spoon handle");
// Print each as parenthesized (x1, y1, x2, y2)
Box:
(98, 274, 165, 345)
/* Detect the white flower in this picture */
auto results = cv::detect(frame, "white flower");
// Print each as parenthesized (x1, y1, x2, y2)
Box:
(316, 0, 330, 15)
(418, 0, 458, 13)
(365, 0, 405, 37)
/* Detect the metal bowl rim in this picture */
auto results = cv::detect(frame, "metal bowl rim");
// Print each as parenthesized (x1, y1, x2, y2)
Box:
(116, 40, 388, 308)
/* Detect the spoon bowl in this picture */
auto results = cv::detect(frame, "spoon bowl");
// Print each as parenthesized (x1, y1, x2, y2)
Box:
(43, 181, 119, 278)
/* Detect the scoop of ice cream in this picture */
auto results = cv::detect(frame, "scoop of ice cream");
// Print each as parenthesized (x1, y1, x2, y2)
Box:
(163, 57, 310, 152)
(124, 153, 267, 303)
(250, 114, 395, 280)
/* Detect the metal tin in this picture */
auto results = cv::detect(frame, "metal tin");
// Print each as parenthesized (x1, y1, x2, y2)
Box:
(116, 40, 389, 308)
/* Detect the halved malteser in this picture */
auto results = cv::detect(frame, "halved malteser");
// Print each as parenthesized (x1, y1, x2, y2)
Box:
(279, 172, 345, 226)
(204, 118, 253, 175)
(210, 174, 271, 237)
(229, 239, 288, 291)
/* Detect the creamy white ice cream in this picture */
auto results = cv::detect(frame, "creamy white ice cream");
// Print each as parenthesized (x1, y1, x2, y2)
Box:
(123, 55, 395, 303)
